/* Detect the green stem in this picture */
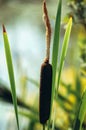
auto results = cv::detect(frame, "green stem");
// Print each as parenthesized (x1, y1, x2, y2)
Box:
(47, 120, 50, 130)
(52, 91, 57, 130)
(43, 124, 45, 130)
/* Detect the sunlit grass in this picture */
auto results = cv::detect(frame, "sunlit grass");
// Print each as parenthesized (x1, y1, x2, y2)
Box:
(3, 25, 19, 130)
(51, 0, 62, 116)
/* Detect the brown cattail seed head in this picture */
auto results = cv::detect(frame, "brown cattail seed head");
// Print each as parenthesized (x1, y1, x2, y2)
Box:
(39, 61, 52, 124)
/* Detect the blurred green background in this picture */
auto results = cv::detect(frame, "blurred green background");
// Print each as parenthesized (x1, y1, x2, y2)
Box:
(0, 0, 86, 130)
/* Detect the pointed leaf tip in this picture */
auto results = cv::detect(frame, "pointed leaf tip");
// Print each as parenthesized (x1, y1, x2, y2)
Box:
(69, 17, 72, 23)
(2, 24, 6, 33)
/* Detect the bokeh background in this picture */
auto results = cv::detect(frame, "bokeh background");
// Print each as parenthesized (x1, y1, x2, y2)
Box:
(0, 0, 86, 130)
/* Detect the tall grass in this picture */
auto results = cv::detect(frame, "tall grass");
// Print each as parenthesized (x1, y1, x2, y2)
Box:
(3, 25, 19, 130)
(51, 0, 62, 117)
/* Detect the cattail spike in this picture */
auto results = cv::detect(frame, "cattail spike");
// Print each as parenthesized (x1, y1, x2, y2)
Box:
(39, 0, 52, 125)
(43, 0, 51, 61)
(39, 62, 52, 124)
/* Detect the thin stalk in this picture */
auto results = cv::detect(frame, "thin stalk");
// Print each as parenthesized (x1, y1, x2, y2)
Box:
(52, 104, 56, 130)
(47, 119, 50, 130)
(26, 77, 39, 87)
(43, 124, 45, 130)
(56, 18, 72, 93)
(18, 109, 38, 122)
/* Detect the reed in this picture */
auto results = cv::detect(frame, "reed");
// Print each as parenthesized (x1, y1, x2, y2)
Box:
(3, 25, 19, 130)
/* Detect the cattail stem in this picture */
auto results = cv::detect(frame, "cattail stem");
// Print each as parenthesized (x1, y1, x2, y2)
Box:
(43, 124, 45, 130)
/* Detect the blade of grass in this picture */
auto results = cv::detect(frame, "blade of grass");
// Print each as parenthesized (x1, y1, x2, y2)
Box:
(2, 25, 19, 130)
(18, 109, 38, 122)
(60, 81, 80, 99)
(47, 1, 62, 129)
(26, 77, 39, 87)
(73, 90, 86, 130)
(79, 90, 86, 130)
(51, 0, 62, 116)
(56, 18, 72, 92)
(51, 18, 72, 130)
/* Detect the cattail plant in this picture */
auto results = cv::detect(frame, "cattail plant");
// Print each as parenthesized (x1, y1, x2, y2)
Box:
(39, 1, 72, 130)
(2, 0, 75, 130)
(39, 0, 52, 127)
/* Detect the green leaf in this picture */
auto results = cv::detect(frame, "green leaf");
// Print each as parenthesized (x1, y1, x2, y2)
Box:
(18, 109, 38, 122)
(3, 25, 19, 130)
(51, 17, 72, 129)
(56, 18, 72, 92)
(51, 0, 62, 115)
(26, 77, 39, 87)
(74, 90, 86, 130)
